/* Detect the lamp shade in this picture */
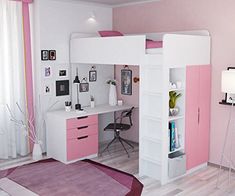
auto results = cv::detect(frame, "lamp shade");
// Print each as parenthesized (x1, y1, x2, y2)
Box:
(73, 76, 80, 84)
(221, 70, 235, 93)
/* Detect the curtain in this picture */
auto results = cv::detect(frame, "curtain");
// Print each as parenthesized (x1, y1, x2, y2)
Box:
(0, 0, 29, 159)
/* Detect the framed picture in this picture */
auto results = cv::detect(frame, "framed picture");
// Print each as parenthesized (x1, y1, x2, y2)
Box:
(56, 80, 69, 96)
(59, 69, 68, 78)
(44, 83, 52, 96)
(41, 50, 49, 61)
(49, 50, 56, 60)
(80, 83, 89, 92)
(89, 70, 97, 82)
(225, 67, 235, 103)
(44, 66, 52, 78)
(121, 69, 132, 95)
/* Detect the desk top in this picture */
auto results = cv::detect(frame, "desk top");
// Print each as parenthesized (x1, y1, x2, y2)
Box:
(47, 104, 134, 119)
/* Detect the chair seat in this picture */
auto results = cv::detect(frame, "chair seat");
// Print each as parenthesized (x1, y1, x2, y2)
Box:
(104, 123, 131, 131)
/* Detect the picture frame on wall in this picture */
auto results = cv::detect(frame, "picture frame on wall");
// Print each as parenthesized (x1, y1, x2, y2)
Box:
(49, 50, 56, 60)
(80, 83, 89, 93)
(44, 66, 52, 78)
(89, 70, 97, 82)
(59, 69, 68, 78)
(56, 80, 69, 96)
(41, 50, 49, 61)
(79, 78, 89, 92)
(225, 67, 235, 103)
(44, 83, 52, 96)
(121, 68, 132, 95)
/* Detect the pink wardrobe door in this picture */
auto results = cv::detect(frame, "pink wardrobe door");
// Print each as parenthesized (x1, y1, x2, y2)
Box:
(198, 65, 211, 165)
(185, 66, 200, 170)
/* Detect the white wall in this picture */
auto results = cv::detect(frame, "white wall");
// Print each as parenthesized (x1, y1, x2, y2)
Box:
(33, 0, 113, 151)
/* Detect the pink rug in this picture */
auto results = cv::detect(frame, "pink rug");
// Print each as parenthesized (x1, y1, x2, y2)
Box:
(0, 159, 143, 196)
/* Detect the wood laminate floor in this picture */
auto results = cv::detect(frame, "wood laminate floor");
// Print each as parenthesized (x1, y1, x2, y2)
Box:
(92, 142, 235, 196)
(1, 142, 235, 195)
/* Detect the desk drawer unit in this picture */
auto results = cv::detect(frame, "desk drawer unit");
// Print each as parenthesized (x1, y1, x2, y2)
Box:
(66, 115, 98, 161)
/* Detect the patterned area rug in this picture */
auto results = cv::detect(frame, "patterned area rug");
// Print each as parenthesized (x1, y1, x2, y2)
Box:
(0, 159, 143, 196)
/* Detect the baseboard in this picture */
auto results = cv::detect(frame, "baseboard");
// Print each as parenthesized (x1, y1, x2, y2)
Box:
(208, 162, 235, 172)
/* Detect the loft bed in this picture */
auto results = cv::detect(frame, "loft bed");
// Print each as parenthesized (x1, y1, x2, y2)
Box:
(70, 30, 210, 66)
(69, 30, 211, 185)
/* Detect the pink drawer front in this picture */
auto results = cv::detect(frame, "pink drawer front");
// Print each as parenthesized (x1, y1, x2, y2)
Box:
(67, 124, 98, 140)
(66, 115, 98, 130)
(67, 134, 98, 161)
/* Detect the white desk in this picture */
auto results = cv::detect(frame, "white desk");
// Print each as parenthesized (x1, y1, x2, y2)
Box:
(46, 104, 132, 164)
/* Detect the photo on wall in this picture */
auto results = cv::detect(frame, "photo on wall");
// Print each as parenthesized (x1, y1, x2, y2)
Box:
(41, 50, 49, 61)
(44, 83, 52, 96)
(121, 69, 132, 95)
(49, 50, 56, 60)
(44, 66, 52, 78)
(56, 80, 69, 96)
(59, 69, 68, 78)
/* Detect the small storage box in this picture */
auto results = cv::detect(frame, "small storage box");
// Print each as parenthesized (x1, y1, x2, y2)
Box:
(168, 151, 186, 178)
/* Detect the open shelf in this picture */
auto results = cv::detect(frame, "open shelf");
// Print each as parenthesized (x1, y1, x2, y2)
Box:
(168, 115, 184, 121)
(168, 147, 184, 155)
(169, 88, 185, 92)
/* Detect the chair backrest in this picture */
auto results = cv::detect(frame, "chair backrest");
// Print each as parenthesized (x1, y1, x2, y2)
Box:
(120, 107, 135, 126)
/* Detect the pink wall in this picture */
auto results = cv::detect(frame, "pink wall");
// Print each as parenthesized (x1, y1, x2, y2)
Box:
(113, 0, 235, 165)
(115, 65, 139, 142)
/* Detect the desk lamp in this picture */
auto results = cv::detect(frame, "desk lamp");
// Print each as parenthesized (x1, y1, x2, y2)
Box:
(73, 67, 82, 110)
(217, 70, 235, 186)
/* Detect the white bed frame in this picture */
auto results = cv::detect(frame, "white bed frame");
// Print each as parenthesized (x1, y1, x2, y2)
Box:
(70, 30, 211, 185)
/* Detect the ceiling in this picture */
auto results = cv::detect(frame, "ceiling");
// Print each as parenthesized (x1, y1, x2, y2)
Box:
(79, 0, 158, 6)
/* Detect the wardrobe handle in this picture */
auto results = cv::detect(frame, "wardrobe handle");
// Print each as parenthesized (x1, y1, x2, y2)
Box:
(198, 108, 200, 124)
(77, 135, 88, 140)
(77, 126, 88, 130)
(77, 116, 88, 120)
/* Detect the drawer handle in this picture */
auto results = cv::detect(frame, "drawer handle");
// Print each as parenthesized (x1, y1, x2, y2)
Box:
(77, 135, 88, 140)
(77, 126, 88, 130)
(77, 116, 88, 120)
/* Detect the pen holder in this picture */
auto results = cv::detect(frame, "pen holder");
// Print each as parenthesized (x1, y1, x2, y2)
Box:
(65, 101, 71, 112)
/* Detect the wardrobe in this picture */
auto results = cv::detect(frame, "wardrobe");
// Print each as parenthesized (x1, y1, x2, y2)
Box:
(185, 65, 211, 170)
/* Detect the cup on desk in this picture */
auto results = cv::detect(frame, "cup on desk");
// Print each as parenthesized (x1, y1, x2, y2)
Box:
(118, 100, 123, 106)
(65, 101, 71, 112)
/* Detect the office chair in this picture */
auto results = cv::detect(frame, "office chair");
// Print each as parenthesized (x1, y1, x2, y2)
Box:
(101, 107, 135, 157)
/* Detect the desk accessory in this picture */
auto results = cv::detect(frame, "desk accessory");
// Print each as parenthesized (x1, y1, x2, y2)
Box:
(90, 95, 95, 108)
(118, 100, 123, 106)
(73, 68, 83, 111)
(65, 101, 71, 112)
(107, 79, 117, 106)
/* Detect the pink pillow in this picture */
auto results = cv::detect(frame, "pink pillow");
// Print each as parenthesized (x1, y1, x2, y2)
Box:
(146, 40, 163, 49)
(98, 30, 123, 37)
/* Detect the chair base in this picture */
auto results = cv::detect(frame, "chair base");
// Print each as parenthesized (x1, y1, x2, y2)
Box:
(101, 132, 134, 158)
